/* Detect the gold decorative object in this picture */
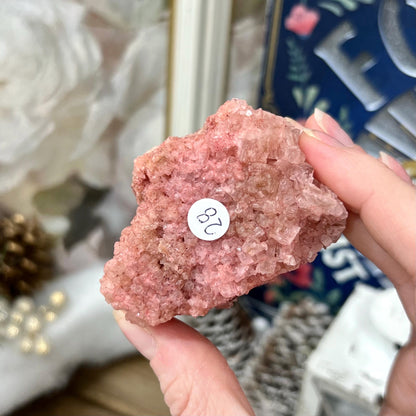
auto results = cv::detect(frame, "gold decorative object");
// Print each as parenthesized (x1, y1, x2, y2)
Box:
(24, 315, 42, 334)
(0, 213, 54, 299)
(0, 290, 66, 355)
(0, 214, 66, 355)
(10, 310, 24, 325)
(14, 296, 35, 313)
(34, 336, 50, 355)
(5, 324, 20, 339)
(402, 159, 416, 184)
(20, 336, 34, 353)
(49, 291, 66, 309)
(44, 310, 57, 323)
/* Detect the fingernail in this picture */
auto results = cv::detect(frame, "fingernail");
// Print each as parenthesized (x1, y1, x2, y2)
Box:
(285, 117, 305, 131)
(302, 128, 350, 148)
(113, 309, 126, 321)
(113, 310, 157, 360)
(313, 108, 326, 128)
(314, 108, 354, 146)
(379, 151, 412, 184)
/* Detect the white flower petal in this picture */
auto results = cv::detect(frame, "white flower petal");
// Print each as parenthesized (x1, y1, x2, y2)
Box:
(82, 0, 165, 29)
(79, 133, 115, 188)
(0, 112, 53, 164)
(0, 0, 109, 214)
(115, 89, 165, 207)
(112, 20, 168, 119)
(72, 88, 115, 160)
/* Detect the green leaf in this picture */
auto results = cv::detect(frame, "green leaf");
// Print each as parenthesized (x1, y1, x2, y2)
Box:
(287, 73, 306, 83)
(326, 289, 342, 306)
(319, 0, 373, 16)
(318, 1, 344, 16)
(303, 85, 320, 114)
(338, 105, 353, 136)
(292, 87, 304, 108)
(311, 268, 325, 293)
(333, 0, 358, 10)
(288, 72, 311, 84)
(338, 105, 348, 120)
(268, 287, 284, 303)
(286, 37, 311, 84)
(315, 99, 330, 113)
(289, 291, 307, 303)
(34, 180, 85, 216)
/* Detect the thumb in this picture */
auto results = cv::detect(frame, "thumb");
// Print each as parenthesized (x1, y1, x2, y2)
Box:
(114, 311, 254, 416)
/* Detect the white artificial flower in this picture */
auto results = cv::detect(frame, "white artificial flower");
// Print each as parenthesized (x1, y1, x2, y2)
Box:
(81, 0, 165, 29)
(94, 17, 169, 241)
(112, 20, 168, 119)
(0, 0, 114, 214)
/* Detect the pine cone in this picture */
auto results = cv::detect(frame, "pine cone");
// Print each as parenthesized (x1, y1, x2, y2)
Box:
(182, 302, 255, 378)
(241, 298, 333, 416)
(0, 214, 54, 299)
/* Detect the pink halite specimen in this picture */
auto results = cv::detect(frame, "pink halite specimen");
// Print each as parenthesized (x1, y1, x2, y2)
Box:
(101, 99, 347, 326)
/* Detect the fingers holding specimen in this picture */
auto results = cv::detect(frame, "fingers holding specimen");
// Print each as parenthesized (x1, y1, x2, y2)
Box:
(114, 312, 254, 416)
(299, 118, 416, 280)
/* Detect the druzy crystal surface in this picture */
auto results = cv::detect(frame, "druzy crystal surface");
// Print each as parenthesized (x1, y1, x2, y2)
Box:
(101, 99, 347, 326)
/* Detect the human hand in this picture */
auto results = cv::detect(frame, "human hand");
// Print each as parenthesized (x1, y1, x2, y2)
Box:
(114, 110, 416, 416)
(300, 109, 416, 416)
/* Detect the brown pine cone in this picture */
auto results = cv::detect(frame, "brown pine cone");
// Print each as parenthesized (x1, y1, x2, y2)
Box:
(0, 214, 54, 299)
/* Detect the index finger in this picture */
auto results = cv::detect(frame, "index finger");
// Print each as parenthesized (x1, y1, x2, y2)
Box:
(299, 130, 416, 280)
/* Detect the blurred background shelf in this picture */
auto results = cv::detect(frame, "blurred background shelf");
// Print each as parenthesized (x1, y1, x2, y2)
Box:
(10, 355, 168, 416)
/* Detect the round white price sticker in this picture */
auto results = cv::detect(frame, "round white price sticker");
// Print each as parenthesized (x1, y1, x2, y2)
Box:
(187, 198, 230, 241)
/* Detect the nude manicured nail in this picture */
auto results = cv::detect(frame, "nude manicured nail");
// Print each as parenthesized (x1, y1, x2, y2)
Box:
(314, 108, 354, 146)
(302, 128, 349, 148)
(379, 151, 412, 184)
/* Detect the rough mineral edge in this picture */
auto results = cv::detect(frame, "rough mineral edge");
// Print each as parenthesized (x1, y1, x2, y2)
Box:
(101, 99, 347, 326)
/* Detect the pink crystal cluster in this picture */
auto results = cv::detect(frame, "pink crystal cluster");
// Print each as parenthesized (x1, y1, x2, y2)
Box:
(101, 99, 347, 326)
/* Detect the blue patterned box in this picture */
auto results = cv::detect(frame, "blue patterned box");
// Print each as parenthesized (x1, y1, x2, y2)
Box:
(244, 0, 415, 318)
(260, 0, 416, 159)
